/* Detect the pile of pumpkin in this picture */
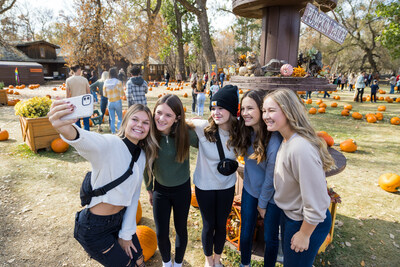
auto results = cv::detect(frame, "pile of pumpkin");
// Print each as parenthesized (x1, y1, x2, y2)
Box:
(317, 131, 357, 153)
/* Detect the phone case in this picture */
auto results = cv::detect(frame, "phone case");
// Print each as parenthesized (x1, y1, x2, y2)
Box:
(61, 94, 93, 120)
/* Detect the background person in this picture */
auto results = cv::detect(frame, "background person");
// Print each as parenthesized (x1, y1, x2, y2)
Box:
(126, 66, 148, 107)
(104, 67, 125, 134)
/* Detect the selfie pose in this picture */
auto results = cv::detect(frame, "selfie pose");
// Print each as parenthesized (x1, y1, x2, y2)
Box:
(144, 94, 198, 267)
(233, 90, 283, 267)
(48, 102, 158, 267)
(191, 85, 239, 267)
(262, 89, 334, 267)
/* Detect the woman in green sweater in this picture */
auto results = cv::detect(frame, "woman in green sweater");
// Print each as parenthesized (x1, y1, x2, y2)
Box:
(144, 94, 198, 267)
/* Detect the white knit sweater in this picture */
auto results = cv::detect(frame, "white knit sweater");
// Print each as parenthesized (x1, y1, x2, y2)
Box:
(61, 125, 145, 240)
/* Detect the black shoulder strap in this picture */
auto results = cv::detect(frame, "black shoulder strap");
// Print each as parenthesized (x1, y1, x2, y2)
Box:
(214, 129, 225, 160)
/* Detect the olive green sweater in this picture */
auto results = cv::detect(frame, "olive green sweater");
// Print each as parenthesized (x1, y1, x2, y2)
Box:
(144, 129, 198, 191)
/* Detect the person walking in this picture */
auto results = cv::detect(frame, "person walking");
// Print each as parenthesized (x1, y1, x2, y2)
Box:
(262, 89, 335, 267)
(370, 80, 379, 103)
(234, 90, 283, 267)
(66, 65, 91, 131)
(196, 78, 206, 116)
(219, 72, 225, 88)
(126, 66, 148, 107)
(89, 71, 109, 131)
(190, 72, 198, 114)
(48, 102, 158, 267)
(389, 73, 396, 94)
(104, 67, 125, 134)
(145, 94, 198, 267)
(191, 85, 239, 267)
(355, 71, 366, 102)
(165, 72, 171, 87)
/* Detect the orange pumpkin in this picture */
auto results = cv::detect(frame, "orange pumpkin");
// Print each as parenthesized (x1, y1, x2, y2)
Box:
(191, 185, 199, 208)
(309, 107, 317, 114)
(331, 102, 338, 107)
(183, 107, 187, 112)
(305, 99, 312, 104)
(366, 114, 377, 123)
(122, 109, 127, 118)
(378, 96, 384, 101)
(378, 173, 400, 192)
(8, 85, 14, 88)
(341, 109, 350, 116)
(0, 129, 9, 141)
(390, 117, 400, 125)
(340, 139, 357, 153)
(318, 107, 326, 113)
(395, 98, 400, 103)
(351, 112, 362, 120)
(51, 138, 69, 153)
(317, 131, 334, 147)
(7, 100, 17, 106)
(344, 104, 352, 110)
(183, 92, 188, 98)
(319, 103, 327, 108)
(136, 226, 157, 261)
(158, 94, 163, 98)
(105, 108, 109, 116)
(375, 113, 383, 121)
(136, 200, 142, 224)
(316, 99, 323, 105)
(386, 98, 393, 103)
(149, 87, 152, 91)
(377, 106, 386, 111)
(46, 95, 51, 99)
(239, 89, 243, 94)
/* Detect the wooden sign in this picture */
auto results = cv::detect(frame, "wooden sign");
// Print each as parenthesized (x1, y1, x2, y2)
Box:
(301, 3, 348, 45)
(30, 68, 43, 73)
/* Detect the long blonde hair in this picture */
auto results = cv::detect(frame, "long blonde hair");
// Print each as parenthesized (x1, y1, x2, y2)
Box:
(117, 104, 158, 178)
(99, 71, 109, 82)
(265, 89, 335, 171)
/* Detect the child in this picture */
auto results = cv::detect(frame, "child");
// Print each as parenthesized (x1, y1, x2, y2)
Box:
(233, 90, 283, 267)
(191, 85, 239, 267)
(48, 102, 158, 267)
(144, 94, 198, 267)
(196, 78, 206, 116)
(370, 80, 379, 103)
(262, 89, 335, 267)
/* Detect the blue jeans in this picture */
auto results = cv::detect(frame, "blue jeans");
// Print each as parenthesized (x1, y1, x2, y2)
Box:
(100, 96, 108, 117)
(306, 91, 311, 99)
(75, 117, 90, 131)
(90, 89, 98, 102)
(240, 189, 281, 267)
(390, 84, 395, 94)
(74, 208, 143, 267)
(165, 79, 169, 87)
(108, 100, 122, 134)
(197, 93, 205, 116)
(281, 209, 331, 267)
(323, 91, 330, 98)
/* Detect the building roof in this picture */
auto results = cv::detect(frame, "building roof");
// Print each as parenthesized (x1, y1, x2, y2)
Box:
(0, 61, 43, 67)
(34, 56, 66, 64)
(117, 44, 165, 65)
(0, 39, 36, 62)
(13, 40, 60, 49)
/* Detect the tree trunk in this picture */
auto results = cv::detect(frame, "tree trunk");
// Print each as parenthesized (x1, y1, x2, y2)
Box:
(174, 0, 186, 81)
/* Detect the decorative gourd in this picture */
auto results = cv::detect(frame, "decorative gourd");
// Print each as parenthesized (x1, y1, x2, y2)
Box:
(317, 131, 334, 147)
(280, 64, 293, 76)
(351, 112, 362, 120)
(309, 107, 317, 114)
(366, 114, 377, 123)
(136, 200, 142, 224)
(378, 173, 400, 192)
(344, 105, 352, 110)
(341, 109, 350, 116)
(136, 225, 157, 261)
(331, 102, 338, 107)
(377, 106, 386, 111)
(191, 185, 199, 208)
(340, 139, 357, 152)
(0, 129, 9, 141)
(391, 117, 400, 125)
(51, 138, 69, 153)
(318, 107, 326, 113)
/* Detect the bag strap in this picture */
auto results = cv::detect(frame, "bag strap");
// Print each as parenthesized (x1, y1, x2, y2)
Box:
(90, 143, 141, 197)
(214, 129, 225, 160)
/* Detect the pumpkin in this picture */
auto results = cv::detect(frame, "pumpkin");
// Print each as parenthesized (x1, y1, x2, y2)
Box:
(280, 64, 293, 76)
(239, 89, 243, 94)
(316, 99, 323, 105)
(158, 94, 162, 98)
(390, 117, 400, 125)
(340, 139, 357, 152)
(319, 103, 327, 108)
(7, 100, 17, 106)
(378, 173, 400, 192)
(377, 106, 386, 111)
(51, 138, 69, 153)
(136, 225, 157, 261)
(351, 112, 362, 120)
(183, 107, 187, 112)
(305, 99, 312, 104)
(8, 85, 14, 88)
(105, 108, 109, 116)
(46, 95, 51, 99)
(121, 95, 127, 101)
(149, 87, 153, 91)
(333, 95, 340, 100)
(191, 185, 199, 208)
(122, 109, 127, 118)
(318, 107, 326, 113)
(331, 102, 338, 107)
(183, 92, 188, 98)
(386, 98, 393, 103)
(380, 90, 386, 94)
(309, 107, 317, 114)
(344, 104, 352, 110)
(375, 113, 383, 121)
(362, 97, 366, 101)
(366, 114, 377, 123)
(341, 109, 350, 116)
(0, 129, 9, 141)
(136, 200, 142, 224)
(317, 131, 334, 147)
(366, 96, 371, 101)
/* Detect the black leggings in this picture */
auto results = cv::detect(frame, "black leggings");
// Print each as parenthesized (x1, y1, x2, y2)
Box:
(153, 179, 191, 264)
(195, 186, 235, 256)
(356, 88, 364, 102)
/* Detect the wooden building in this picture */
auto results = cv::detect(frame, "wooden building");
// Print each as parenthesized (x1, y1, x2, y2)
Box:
(14, 40, 67, 78)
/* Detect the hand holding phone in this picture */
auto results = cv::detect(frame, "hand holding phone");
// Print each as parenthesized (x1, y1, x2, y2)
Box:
(61, 94, 93, 120)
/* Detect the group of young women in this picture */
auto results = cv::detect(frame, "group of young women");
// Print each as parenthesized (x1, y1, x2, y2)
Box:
(48, 84, 334, 267)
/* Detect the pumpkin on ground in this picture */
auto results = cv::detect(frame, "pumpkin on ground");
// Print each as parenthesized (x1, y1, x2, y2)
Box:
(351, 112, 362, 120)
(340, 139, 357, 153)
(377, 106, 386, 111)
(319, 103, 327, 108)
(344, 104, 352, 110)
(183, 92, 188, 98)
(396, 98, 400, 103)
(136, 226, 157, 261)
(136, 200, 142, 224)
(0, 129, 9, 141)
(341, 109, 350, 116)
(378, 96, 384, 101)
(375, 113, 383, 121)
(391, 117, 400, 125)
(331, 102, 338, 107)
(309, 107, 317, 114)
(306, 99, 312, 104)
(317, 131, 334, 147)
(318, 107, 326, 113)
(316, 99, 323, 105)
(366, 114, 377, 123)
(378, 173, 400, 192)
(51, 138, 69, 153)
(191, 185, 199, 208)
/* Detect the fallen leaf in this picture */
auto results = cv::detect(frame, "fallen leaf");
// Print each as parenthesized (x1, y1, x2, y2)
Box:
(360, 260, 365, 266)
(389, 234, 395, 239)
(345, 241, 351, 247)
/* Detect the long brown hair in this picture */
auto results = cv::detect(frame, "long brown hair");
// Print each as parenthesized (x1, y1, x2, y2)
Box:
(153, 94, 194, 163)
(117, 104, 158, 178)
(204, 113, 238, 149)
(234, 90, 271, 164)
(264, 89, 335, 171)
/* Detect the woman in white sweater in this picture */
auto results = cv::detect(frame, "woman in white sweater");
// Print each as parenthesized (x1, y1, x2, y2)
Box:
(48, 102, 158, 267)
(192, 85, 239, 267)
(262, 89, 335, 267)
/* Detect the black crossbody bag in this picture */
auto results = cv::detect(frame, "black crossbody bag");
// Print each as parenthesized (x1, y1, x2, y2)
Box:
(215, 129, 238, 176)
(80, 149, 140, 206)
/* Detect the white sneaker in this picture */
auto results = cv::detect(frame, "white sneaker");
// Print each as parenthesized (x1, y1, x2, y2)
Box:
(162, 260, 172, 267)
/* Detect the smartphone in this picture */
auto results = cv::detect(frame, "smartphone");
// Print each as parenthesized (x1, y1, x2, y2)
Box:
(61, 94, 93, 120)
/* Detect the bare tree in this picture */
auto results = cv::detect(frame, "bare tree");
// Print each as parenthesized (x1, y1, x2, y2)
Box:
(0, 0, 16, 15)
